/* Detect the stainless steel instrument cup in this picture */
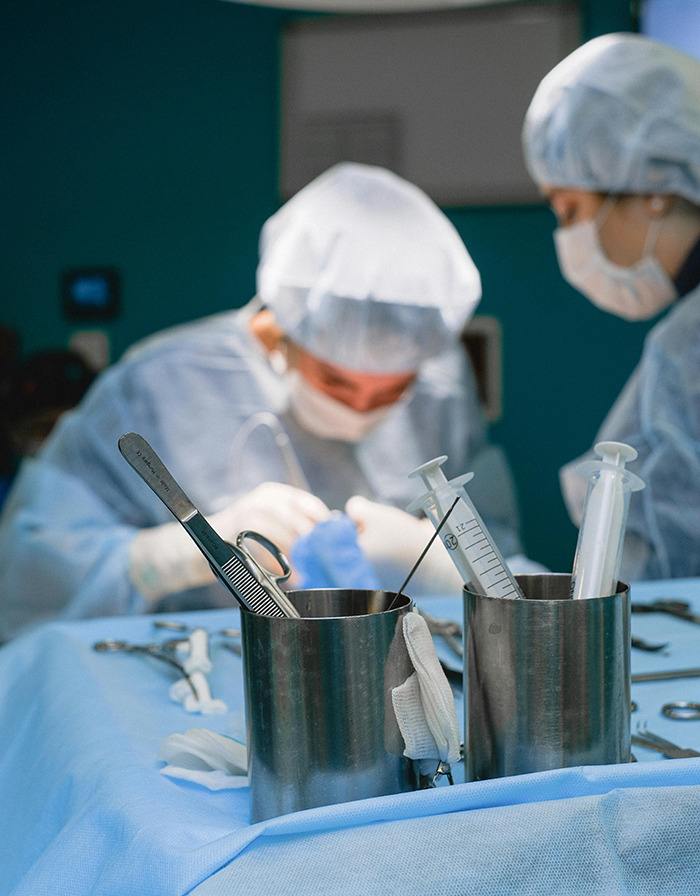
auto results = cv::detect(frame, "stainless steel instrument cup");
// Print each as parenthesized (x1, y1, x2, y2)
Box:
(241, 589, 418, 822)
(464, 574, 631, 782)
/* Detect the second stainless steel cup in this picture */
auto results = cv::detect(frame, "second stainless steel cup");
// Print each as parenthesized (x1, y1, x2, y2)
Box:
(464, 573, 631, 781)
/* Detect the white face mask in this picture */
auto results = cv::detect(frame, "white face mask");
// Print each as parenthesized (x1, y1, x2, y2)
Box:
(553, 203, 677, 321)
(285, 370, 395, 442)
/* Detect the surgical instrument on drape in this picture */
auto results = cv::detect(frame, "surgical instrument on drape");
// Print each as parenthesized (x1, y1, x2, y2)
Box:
(632, 598, 700, 625)
(631, 725, 700, 759)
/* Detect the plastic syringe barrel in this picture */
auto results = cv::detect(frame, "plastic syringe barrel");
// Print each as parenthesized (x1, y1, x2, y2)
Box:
(570, 441, 645, 600)
(408, 456, 524, 600)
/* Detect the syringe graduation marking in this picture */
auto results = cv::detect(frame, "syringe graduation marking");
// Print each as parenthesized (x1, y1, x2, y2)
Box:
(409, 455, 525, 600)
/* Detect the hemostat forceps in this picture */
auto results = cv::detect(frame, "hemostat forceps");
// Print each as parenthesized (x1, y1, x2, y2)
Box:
(631, 598, 700, 625)
(631, 724, 700, 759)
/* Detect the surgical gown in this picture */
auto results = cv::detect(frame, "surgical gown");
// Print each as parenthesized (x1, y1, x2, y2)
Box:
(0, 302, 520, 640)
(561, 283, 700, 581)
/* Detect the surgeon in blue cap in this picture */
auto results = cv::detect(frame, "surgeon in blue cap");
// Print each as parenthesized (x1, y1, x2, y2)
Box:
(0, 162, 523, 639)
(523, 33, 700, 580)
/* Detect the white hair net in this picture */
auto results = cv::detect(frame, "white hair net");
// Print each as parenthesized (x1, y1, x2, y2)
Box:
(256, 162, 481, 373)
(522, 33, 700, 204)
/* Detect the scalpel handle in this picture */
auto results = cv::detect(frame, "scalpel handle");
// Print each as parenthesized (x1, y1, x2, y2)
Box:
(118, 432, 299, 618)
(118, 432, 247, 597)
(118, 432, 198, 523)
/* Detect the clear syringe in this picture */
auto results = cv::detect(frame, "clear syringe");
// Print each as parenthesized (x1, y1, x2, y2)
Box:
(407, 456, 525, 600)
(570, 441, 645, 600)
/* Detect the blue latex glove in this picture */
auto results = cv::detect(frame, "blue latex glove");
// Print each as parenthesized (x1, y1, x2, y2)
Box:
(291, 512, 381, 589)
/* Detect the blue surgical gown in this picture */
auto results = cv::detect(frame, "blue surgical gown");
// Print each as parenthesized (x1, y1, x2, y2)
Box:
(561, 283, 700, 581)
(0, 303, 520, 640)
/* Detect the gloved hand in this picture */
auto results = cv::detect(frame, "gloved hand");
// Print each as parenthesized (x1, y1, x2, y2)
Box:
(129, 482, 331, 602)
(344, 496, 464, 596)
(211, 482, 331, 560)
(292, 512, 381, 590)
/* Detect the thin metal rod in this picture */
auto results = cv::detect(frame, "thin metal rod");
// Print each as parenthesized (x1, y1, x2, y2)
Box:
(388, 495, 460, 610)
(632, 667, 700, 683)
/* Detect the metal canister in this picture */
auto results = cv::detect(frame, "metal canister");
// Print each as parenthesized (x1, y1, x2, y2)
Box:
(241, 588, 417, 822)
(464, 573, 630, 781)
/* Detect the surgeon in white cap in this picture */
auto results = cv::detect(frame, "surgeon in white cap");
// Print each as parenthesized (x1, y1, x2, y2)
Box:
(0, 162, 523, 639)
(523, 33, 700, 580)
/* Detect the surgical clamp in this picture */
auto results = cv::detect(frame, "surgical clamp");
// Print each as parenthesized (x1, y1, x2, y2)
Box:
(631, 598, 700, 625)
(631, 724, 700, 759)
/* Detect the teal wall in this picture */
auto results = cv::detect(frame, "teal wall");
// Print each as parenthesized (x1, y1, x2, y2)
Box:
(1, 0, 647, 572)
(1, 0, 288, 355)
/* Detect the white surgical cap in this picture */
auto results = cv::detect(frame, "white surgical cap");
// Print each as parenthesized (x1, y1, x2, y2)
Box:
(523, 33, 700, 204)
(256, 162, 481, 373)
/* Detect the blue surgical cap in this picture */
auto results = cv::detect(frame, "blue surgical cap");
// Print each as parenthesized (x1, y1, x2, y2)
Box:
(523, 33, 700, 204)
(256, 163, 481, 374)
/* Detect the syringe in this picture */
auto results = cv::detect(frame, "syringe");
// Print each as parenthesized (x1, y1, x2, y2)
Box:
(570, 441, 645, 600)
(408, 456, 525, 600)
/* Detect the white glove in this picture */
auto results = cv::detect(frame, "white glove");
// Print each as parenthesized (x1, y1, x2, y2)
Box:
(344, 496, 464, 596)
(211, 482, 331, 561)
(129, 482, 331, 602)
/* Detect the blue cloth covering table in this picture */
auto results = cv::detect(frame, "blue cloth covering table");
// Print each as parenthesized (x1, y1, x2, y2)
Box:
(2, 579, 700, 895)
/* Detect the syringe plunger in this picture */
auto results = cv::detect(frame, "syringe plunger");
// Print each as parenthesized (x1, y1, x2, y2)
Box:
(570, 441, 645, 600)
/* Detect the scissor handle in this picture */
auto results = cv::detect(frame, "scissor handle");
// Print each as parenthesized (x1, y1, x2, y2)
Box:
(236, 530, 292, 588)
(662, 700, 700, 721)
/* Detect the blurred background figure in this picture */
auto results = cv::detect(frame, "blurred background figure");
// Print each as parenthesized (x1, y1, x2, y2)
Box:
(0, 324, 21, 510)
(0, 343, 96, 511)
(0, 162, 525, 640)
(523, 33, 700, 581)
(3, 349, 97, 459)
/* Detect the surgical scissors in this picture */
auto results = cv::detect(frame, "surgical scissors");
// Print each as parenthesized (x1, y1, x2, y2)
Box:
(662, 701, 700, 721)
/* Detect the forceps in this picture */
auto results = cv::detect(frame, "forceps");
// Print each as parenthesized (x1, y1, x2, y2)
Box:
(631, 598, 700, 625)
(631, 636, 669, 653)
(631, 724, 700, 759)
(93, 638, 198, 695)
(119, 432, 299, 618)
